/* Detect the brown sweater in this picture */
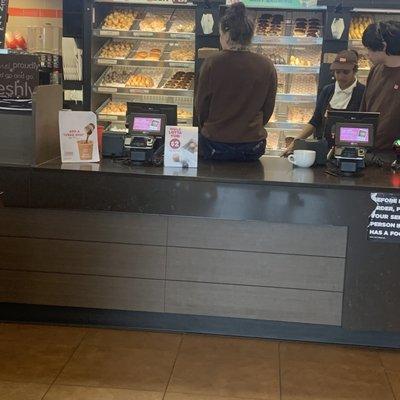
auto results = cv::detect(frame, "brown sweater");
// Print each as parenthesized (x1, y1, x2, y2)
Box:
(360, 64, 400, 151)
(195, 50, 277, 143)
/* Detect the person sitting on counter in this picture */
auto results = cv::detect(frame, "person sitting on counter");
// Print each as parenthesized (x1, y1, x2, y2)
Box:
(195, 2, 277, 161)
(282, 50, 365, 156)
(360, 21, 400, 152)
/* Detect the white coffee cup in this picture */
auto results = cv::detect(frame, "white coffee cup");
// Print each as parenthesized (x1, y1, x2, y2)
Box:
(288, 150, 316, 168)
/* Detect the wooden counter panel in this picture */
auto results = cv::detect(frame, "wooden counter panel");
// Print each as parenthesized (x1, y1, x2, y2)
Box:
(0, 114, 32, 165)
(167, 217, 348, 258)
(165, 281, 343, 326)
(166, 247, 345, 292)
(0, 208, 167, 246)
(0, 167, 29, 207)
(0, 237, 166, 279)
(0, 270, 164, 312)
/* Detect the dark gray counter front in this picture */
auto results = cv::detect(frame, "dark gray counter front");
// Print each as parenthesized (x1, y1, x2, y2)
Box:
(0, 157, 400, 347)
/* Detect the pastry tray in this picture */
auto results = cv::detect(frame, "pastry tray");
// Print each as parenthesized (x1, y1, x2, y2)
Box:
(94, 9, 195, 40)
(177, 107, 194, 125)
(169, 9, 196, 33)
(94, 39, 136, 61)
(97, 66, 133, 87)
(129, 40, 166, 61)
(255, 12, 286, 37)
(163, 42, 195, 62)
(95, 40, 195, 68)
(125, 67, 164, 89)
(99, 9, 142, 31)
(104, 122, 128, 134)
(96, 98, 127, 122)
(128, 41, 194, 64)
(136, 10, 172, 33)
(290, 17, 323, 38)
(96, 98, 193, 125)
(252, 11, 324, 45)
(94, 66, 194, 97)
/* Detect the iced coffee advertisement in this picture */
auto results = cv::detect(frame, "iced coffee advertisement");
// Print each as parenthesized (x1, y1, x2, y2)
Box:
(59, 111, 100, 163)
(164, 126, 198, 168)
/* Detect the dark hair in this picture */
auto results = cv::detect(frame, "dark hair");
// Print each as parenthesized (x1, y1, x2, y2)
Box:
(350, 49, 359, 72)
(362, 21, 400, 55)
(220, 2, 255, 46)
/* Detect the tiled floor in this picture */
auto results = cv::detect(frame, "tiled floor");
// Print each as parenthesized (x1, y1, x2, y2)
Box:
(0, 323, 399, 400)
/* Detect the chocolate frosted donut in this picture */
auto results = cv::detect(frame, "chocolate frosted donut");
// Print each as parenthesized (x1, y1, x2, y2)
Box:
(259, 14, 272, 21)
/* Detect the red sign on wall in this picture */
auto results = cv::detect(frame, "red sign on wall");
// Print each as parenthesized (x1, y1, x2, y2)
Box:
(0, 0, 9, 48)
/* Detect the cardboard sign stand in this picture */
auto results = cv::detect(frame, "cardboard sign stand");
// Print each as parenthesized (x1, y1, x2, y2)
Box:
(59, 111, 100, 163)
(164, 126, 199, 168)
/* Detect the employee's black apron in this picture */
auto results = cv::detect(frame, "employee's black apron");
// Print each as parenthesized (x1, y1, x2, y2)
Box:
(321, 102, 339, 149)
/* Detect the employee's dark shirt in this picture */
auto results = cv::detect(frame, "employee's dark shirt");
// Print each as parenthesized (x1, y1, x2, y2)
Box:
(361, 64, 400, 151)
(310, 81, 366, 139)
(196, 50, 278, 144)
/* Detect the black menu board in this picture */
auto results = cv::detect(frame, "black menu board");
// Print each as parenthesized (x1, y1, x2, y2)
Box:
(0, 0, 9, 48)
(0, 54, 39, 111)
(368, 192, 400, 243)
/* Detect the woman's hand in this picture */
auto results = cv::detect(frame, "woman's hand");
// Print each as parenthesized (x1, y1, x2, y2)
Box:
(281, 124, 316, 157)
(281, 142, 295, 157)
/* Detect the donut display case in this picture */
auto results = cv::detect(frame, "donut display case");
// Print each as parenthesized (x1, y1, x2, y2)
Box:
(247, 7, 324, 154)
(91, 1, 196, 128)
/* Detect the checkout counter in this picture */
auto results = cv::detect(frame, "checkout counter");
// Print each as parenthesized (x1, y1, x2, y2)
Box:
(0, 154, 400, 348)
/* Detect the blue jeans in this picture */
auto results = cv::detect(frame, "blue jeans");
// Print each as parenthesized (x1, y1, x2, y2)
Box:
(199, 134, 266, 162)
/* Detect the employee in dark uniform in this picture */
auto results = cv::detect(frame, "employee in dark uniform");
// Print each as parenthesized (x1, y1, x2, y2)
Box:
(196, 2, 278, 161)
(283, 50, 365, 156)
(361, 21, 400, 151)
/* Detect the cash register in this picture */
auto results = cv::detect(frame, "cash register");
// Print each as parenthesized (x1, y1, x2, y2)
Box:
(102, 103, 177, 165)
(125, 113, 166, 164)
(327, 111, 380, 175)
(125, 103, 177, 165)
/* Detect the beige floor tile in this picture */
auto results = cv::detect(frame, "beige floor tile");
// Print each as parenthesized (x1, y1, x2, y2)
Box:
(56, 345, 176, 391)
(82, 328, 181, 351)
(280, 341, 382, 370)
(165, 393, 259, 400)
(43, 385, 163, 400)
(180, 334, 279, 360)
(381, 350, 400, 372)
(0, 323, 87, 347)
(281, 361, 394, 400)
(168, 341, 279, 400)
(168, 361, 279, 399)
(0, 341, 76, 384)
(0, 382, 49, 400)
(387, 371, 400, 400)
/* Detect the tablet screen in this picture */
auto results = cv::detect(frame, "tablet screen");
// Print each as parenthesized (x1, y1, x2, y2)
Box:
(132, 117, 162, 133)
(339, 126, 371, 144)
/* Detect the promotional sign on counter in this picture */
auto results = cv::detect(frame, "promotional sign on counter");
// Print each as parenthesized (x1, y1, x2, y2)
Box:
(0, 54, 39, 110)
(368, 192, 400, 243)
(59, 111, 100, 163)
(164, 126, 198, 168)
